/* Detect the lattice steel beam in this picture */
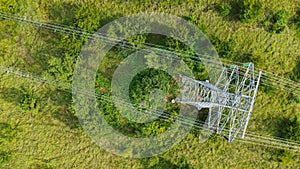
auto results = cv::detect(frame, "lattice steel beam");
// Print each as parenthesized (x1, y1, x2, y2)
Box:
(174, 62, 262, 142)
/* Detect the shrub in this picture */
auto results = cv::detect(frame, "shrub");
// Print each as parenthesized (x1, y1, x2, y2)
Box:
(218, 2, 232, 17)
(210, 36, 236, 59)
(0, 0, 20, 13)
(261, 83, 276, 94)
(297, 28, 300, 38)
(239, 0, 262, 23)
(291, 59, 300, 82)
(75, 4, 101, 32)
(19, 93, 36, 110)
(276, 116, 300, 165)
(197, 24, 207, 34)
(0, 150, 11, 166)
(278, 116, 300, 142)
(278, 150, 296, 165)
(268, 10, 289, 34)
(0, 123, 16, 142)
(294, 7, 300, 38)
(19, 87, 37, 110)
(288, 93, 300, 103)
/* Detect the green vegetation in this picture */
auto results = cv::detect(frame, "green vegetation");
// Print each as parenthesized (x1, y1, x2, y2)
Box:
(210, 36, 236, 59)
(0, 0, 299, 168)
(217, 2, 232, 17)
(19, 86, 37, 110)
(277, 116, 300, 142)
(0, 123, 15, 143)
(266, 10, 289, 34)
(275, 116, 300, 165)
(0, 150, 11, 166)
(239, 0, 262, 23)
(293, 6, 300, 38)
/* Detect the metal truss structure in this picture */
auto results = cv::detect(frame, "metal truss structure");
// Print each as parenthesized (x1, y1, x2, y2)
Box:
(174, 62, 262, 142)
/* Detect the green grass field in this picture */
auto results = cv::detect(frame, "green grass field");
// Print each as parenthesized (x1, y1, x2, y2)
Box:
(0, 0, 299, 168)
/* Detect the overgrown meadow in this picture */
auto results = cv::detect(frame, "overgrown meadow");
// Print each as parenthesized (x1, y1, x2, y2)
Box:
(0, 0, 299, 168)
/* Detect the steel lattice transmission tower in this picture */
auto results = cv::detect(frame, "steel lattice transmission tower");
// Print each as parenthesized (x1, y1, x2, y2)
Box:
(173, 62, 262, 142)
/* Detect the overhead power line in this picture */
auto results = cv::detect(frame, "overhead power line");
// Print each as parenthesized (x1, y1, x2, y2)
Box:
(0, 65, 299, 152)
(0, 12, 299, 95)
(0, 11, 299, 152)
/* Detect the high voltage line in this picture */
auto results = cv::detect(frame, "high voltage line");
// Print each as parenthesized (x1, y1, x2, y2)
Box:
(0, 65, 299, 153)
(0, 12, 299, 96)
(0, 12, 300, 152)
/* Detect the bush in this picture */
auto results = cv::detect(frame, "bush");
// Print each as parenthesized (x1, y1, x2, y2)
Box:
(19, 87, 37, 110)
(210, 36, 236, 59)
(0, 0, 20, 13)
(197, 24, 207, 34)
(290, 59, 300, 82)
(0, 150, 11, 166)
(75, 3, 101, 32)
(268, 10, 289, 34)
(278, 116, 300, 142)
(218, 2, 232, 17)
(276, 116, 300, 165)
(297, 28, 300, 38)
(288, 93, 300, 103)
(294, 7, 300, 38)
(239, 0, 262, 23)
(0, 123, 16, 143)
(278, 150, 296, 165)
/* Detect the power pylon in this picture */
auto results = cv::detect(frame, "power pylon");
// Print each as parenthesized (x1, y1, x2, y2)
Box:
(174, 62, 262, 142)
